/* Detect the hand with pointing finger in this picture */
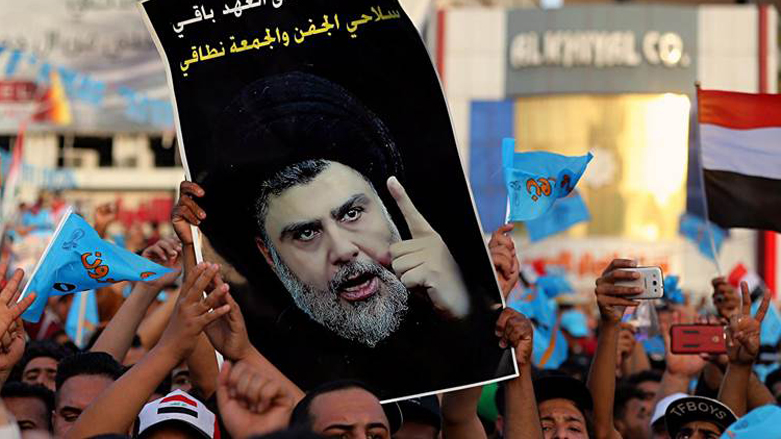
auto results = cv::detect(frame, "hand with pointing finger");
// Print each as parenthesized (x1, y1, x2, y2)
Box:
(387, 176, 470, 318)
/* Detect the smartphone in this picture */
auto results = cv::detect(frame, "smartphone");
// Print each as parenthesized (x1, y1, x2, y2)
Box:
(615, 266, 664, 299)
(670, 324, 727, 354)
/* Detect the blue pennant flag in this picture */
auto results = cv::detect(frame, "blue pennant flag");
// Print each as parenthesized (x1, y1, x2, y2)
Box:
(508, 284, 557, 332)
(502, 138, 593, 222)
(20, 208, 174, 322)
(679, 213, 727, 261)
(536, 274, 574, 299)
(532, 324, 568, 369)
(525, 191, 590, 242)
(663, 275, 686, 305)
(751, 299, 781, 347)
(65, 290, 99, 349)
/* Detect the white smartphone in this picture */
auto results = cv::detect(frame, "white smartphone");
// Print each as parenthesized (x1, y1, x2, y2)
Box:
(615, 266, 664, 299)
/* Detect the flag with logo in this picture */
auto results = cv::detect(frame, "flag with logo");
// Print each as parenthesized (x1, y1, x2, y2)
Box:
(508, 284, 557, 331)
(525, 191, 590, 242)
(502, 138, 592, 222)
(679, 213, 727, 261)
(65, 290, 99, 348)
(21, 207, 173, 322)
(697, 88, 781, 232)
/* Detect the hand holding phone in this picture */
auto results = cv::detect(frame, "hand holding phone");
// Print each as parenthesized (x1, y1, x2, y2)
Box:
(615, 266, 664, 299)
(670, 324, 726, 354)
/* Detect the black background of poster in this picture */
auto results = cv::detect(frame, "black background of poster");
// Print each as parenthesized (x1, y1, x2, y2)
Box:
(143, 0, 514, 399)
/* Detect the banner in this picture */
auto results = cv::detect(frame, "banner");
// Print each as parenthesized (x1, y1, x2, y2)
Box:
(142, 0, 515, 400)
(0, 0, 172, 131)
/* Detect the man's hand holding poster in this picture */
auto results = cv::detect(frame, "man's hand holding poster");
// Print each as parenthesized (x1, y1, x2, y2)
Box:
(141, 0, 516, 401)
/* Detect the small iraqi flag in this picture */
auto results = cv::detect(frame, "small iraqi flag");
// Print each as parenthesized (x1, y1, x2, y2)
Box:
(697, 88, 781, 232)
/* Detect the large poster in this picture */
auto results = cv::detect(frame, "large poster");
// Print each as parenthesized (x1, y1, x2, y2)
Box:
(142, 0, 515, 401)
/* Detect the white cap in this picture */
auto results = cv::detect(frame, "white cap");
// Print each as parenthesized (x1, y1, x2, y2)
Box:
(138, 389, 216, 438)
(650, 392, 688, 427)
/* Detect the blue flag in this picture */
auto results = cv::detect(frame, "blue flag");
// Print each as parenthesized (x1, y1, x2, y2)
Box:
(21, 208, 173, 322)
(536, 274, 574, 298)
(663, 275, 686, 305)
(502, 138, 593, 222)
(525, 191, 590, 242)
(679, 213, 727, 261)
(508, 284, 557, 332)
(65, 290, 99, 348)
(532, 324, 568, 369)
(751, 299, 781, 347)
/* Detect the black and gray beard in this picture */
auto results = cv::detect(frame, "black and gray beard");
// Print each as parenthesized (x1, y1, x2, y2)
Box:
(271, 254, 409, 348)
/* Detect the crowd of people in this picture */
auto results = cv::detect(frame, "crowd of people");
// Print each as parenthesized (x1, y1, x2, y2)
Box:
(0, 182, 775, 439)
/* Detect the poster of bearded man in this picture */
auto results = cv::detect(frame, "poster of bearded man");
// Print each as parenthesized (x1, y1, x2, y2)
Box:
(141, 0, 517, 401)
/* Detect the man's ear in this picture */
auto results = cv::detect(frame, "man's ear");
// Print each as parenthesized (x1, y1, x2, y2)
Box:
(255, 237, 275, 268)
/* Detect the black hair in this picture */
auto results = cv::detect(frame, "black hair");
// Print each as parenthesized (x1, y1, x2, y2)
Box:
(0, 381, 54, 429)
(11, 340, 74, 383)
(614, 384, 649, 420)
(766, 367, 781, 390)
(289, 380, 380, 431)
(55, 352, 123, 391)
(624, 370, 663, 387)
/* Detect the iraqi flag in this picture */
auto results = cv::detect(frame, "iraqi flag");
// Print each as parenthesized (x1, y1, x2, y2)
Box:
(697, 88, 781, 232)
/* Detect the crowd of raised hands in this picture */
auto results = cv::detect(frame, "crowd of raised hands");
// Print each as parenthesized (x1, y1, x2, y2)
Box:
(0, 183, 775, 439)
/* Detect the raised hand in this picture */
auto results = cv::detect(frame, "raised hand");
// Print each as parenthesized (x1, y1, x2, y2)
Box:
(0, 270, 36, 383)
(594, 259, 642, 322)
(172, 181, 207, 246)
(217, 360, 295, 438)
(726, 281, 769, 365)
(495, 308, 534, 368)
(157, 263, 231, 362)
(140, 237, 183, 289)
(616, 323, 636, 368)
(203, 274, 252, 362)
(488, 224, 520, 298)
(387, 176, 470, 318)
(712, 277, 740, 321)
(94, 202, 117, 230)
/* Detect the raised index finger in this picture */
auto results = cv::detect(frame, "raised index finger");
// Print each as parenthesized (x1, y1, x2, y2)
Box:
(387, 176, 434, 238)
(755, 292, 771, 323)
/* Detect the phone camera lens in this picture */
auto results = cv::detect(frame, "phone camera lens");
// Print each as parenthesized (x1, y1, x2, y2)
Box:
(653, 280, 657, 286)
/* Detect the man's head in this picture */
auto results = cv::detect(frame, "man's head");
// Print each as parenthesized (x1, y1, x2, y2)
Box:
(289, 380, 401, 438)
(624, 370, 662, 399)
(663, 396, 736, 439)
(53, 352, 123, 437)
(254, 160, 408, 347)
(614, 384, 654, 439)
(533, 373, 594, 439)
(17, 340, 70, 391)
(1, 382, 54, 432)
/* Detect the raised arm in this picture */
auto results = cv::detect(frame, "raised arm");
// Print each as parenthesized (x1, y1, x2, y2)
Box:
(90, 238, 182, 361)
(488, 224, 520, 298)
(65, 263, 232, 438)
(718, 281, 769, 417)
(0, 270, 36, 388)
(498, 308, 542, 439)
(587, 259, 642, 439)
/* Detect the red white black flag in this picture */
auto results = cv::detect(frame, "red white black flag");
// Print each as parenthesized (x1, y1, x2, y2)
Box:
(697, 88, 781, 233)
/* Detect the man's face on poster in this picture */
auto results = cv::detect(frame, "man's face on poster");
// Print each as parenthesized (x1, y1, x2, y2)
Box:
(256, 161, 409, 347)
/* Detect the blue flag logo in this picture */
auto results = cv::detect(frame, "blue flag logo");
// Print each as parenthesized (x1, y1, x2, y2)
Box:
(525, 191, 590, 242)
(502, 138, 592, 221)
(20, 208, 174, 322)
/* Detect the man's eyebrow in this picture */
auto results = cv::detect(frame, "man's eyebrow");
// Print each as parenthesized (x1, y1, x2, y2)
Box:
(366, 422, 389, 431)
(280, 219, 322, 241)
(565, 416, 584, 424)
(322, 424, 354, 432)
(331, 193, 371, 220)
(59, 406, 82, 415)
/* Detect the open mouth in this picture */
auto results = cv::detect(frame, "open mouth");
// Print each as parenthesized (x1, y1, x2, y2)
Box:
(337, 273, 379, 302)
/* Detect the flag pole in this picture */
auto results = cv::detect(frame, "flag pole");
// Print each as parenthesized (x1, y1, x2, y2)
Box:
(75, 291, 88, 347)
(693, 82, 723, 276)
